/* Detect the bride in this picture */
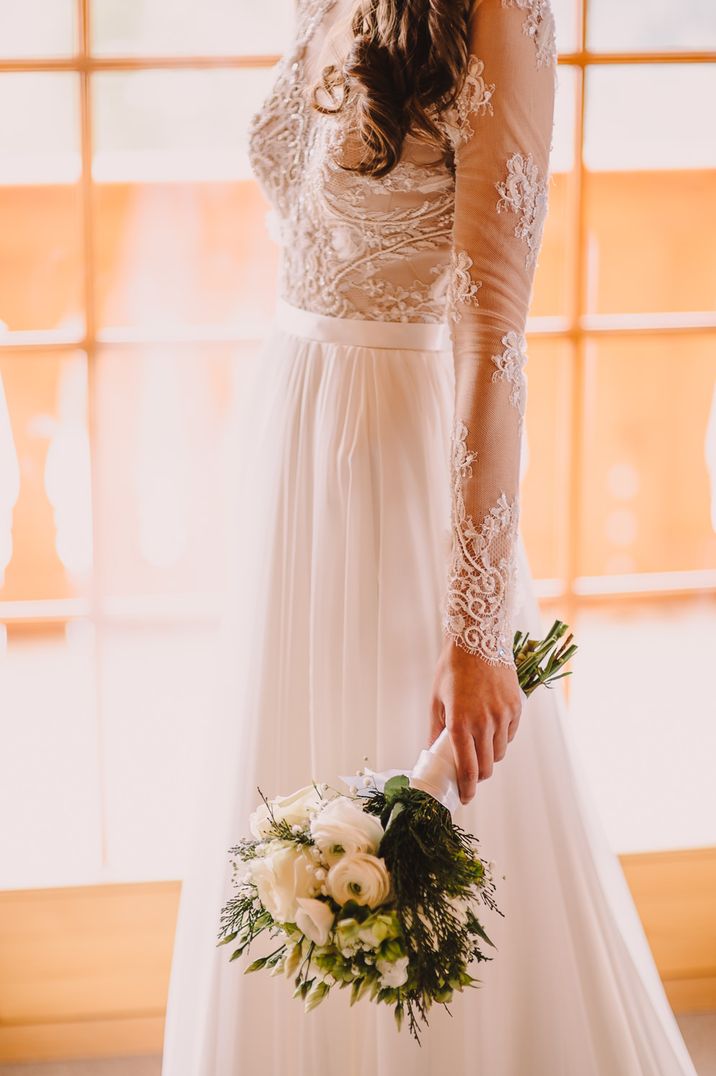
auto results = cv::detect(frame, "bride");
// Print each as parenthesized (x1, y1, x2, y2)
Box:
(161, 0, 698, 1072)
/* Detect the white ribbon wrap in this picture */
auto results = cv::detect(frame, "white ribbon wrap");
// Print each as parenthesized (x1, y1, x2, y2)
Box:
(339, 691, 528, 818)
(339, 728, 459, 816)
(409, 728, 461, 815)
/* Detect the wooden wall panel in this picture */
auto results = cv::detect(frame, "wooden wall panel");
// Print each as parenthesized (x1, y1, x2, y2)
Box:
(0, 850, 714, 1063)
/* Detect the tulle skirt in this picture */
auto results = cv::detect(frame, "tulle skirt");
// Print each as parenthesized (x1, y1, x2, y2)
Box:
(160, 299, 697, 1076)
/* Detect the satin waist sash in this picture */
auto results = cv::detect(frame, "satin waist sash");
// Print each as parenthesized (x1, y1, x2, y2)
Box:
(275, 297, 451, 352)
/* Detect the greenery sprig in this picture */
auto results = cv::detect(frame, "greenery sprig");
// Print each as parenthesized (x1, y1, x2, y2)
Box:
(217, 620, 578, 1043)
(359, 774, 500, 1041)
(514, 618, 577, 696)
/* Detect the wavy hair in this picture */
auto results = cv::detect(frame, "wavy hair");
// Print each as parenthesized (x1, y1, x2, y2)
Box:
(308, 0, 474, 177)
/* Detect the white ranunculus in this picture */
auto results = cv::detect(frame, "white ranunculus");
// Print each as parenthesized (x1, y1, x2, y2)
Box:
(249, 803, 273, 839)
(249, 784, 324, 839)
(310, 796, 384, 866)
(250, 844, 321, 923)
(295, 897, 335, 947)
(326, 852, 392, 909)
(376, 954, 409, 988)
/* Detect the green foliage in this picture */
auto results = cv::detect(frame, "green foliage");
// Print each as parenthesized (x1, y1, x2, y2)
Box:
(217, 620, 579, 1043)
(360, 780, 502, 1042)
(514, 618, 578, 696)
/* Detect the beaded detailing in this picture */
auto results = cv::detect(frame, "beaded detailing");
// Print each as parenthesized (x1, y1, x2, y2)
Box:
(495, 152, 549, 269)
(502, 0, 557, 69)
(491, 331, 528, 424)
(247, 0, 456, 321)
(247, 0, 337, 221)
(442, 419, 519, 666)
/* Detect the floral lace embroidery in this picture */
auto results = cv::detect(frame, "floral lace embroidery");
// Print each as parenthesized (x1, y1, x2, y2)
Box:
(491, 331, 528, 422)
(495, 152, 548, 269)
(248, 3, 456, 322)
(442, 419, 519, 665)
(249, 0, 550, 325)
(434, 55, 495, 151)
(502, 0, 557, 69)
(441, 249, 482, 323)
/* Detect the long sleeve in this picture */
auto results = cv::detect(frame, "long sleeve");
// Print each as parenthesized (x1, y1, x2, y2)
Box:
(440, 0, 556, 667)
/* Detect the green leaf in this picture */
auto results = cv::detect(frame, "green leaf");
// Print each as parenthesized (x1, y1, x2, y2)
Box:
(217, 930, 238, 947)
(471, 920, 495, 948)
(304, 981, 330, 1012)
(383, 774, 410, 797)
(244, 956, 268, 973)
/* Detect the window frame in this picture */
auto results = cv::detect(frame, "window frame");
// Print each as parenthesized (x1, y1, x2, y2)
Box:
(1, 0, 715, 862)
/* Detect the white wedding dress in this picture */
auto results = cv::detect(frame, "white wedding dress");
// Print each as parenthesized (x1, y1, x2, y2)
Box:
(161, 1, 698, 1073)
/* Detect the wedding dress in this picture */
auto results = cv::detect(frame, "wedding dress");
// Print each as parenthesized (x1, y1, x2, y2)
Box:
(161, 0, 698, 1072)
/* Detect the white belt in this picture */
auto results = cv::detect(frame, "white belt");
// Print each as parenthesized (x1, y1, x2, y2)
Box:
(275, 298, 451, 352)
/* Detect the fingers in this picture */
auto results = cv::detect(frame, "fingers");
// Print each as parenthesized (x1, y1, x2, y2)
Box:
(493, 722, 509, 763)
(506, 713, 521, 743)
(433, 647, 524, 803)
(428, 695, 445, 747)
(448, 725, 480, 805)
(475, 725, 495, 782)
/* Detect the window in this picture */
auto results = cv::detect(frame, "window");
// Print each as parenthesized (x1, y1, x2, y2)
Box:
(1, 0, 714, 888)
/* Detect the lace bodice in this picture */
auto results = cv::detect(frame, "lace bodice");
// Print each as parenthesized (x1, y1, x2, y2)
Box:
(248, 0, 556, 667)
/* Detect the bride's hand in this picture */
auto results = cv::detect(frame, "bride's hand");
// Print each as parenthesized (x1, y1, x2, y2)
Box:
(429, 638, 523, 805)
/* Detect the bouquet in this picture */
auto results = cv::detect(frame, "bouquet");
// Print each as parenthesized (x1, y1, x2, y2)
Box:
(218, 620, 576, 1042)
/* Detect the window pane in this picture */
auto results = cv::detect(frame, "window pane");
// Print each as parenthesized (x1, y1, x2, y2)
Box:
(91, 68, 278, 330)
(577, 334, 716, 578)
(585, 65, 716, 172)
(93, 182, 277, 331)
(570, 598, 716, 853)
(99, 621, 219, 880)
(95, 344, 260, 606)
(531, 66, 577, 317)
(587, 0, 716, 52)
(92, 68, 274, 181)
(521, 337, 572, 584)
(584, 65, 716, 314)
(0, 74, 84, 336)
(92, 0, 293, 56)
(0, 351, 93, 603)
(0, 73, 81, 185)
(0, 0, 77, 59)
(552, 0, 580, 53)
(0, 621, 101, 889)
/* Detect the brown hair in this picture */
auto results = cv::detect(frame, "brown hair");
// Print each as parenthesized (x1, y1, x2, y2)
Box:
(308, 0, 473, 177)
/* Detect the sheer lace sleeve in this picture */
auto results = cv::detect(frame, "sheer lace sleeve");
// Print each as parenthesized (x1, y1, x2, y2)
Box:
(441, 0, 556, 666)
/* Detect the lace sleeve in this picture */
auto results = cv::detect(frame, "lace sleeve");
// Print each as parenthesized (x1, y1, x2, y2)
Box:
(441, 0, 556, 666)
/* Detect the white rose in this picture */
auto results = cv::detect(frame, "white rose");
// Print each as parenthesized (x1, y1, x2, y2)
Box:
(295, 897, 335, 947)
(376, 954, 409, 988)
(310, 796, 384, 865)
(326, 852, 392, 909)
(249, 784, 324, 839)
(250, 844, 320, 923)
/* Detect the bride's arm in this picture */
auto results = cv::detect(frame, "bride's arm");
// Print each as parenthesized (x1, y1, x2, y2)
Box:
(431, 0, 556, 802)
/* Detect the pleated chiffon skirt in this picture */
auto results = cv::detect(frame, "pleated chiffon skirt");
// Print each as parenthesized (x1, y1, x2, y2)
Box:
(161, 299, 697, 1076)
